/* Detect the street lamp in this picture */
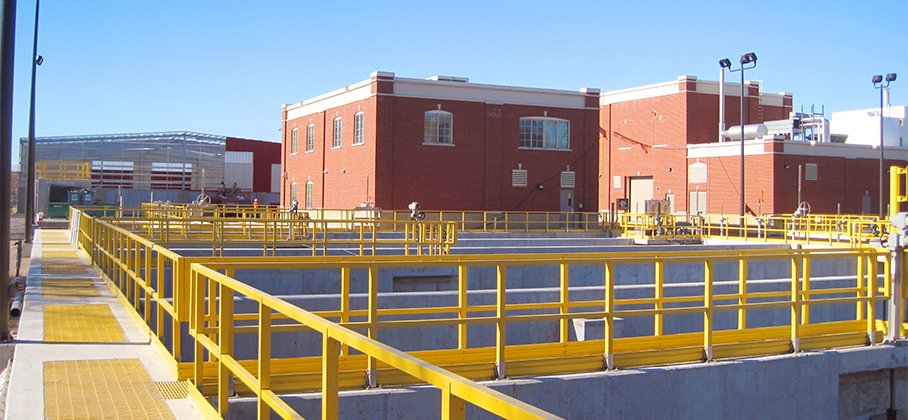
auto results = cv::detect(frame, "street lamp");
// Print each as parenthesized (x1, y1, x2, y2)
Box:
(721, 52, 757, 223)
(25, 0, 42, 243)
(872, 73, 897, 217)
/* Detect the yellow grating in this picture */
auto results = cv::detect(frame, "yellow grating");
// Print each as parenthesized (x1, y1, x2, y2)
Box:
(44, 304, 126, 343)
(40, 263, 90, 275)
(44, 359, 175, 420)
(155, 380, 190, 400)
(41, 251, 78, 259)
(40, 278, 100, 298)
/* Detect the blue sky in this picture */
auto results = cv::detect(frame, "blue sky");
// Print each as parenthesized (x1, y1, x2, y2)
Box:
(9, 1, 907, 169)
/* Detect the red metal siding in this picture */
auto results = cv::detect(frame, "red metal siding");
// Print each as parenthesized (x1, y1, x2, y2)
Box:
(225, 137, 280, 193)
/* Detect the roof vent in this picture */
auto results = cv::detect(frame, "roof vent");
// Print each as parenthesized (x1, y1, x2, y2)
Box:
(427, 75, 469, 83)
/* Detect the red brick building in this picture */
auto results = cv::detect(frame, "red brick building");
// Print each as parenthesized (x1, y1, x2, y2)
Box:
(600, 75, 794, 215)
(282, 72, 601, 211)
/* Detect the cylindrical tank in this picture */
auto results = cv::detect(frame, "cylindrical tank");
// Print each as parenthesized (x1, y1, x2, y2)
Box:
(723, 124, 768, 141)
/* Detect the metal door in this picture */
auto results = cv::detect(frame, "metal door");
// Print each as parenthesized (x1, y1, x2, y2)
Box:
(560, 189, 575, 212)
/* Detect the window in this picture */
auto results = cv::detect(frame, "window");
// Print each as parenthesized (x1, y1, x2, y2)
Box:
(290, 127, 299, 154)
(519, 117, 570, 150)
(290, 181, 298, 203)
(424, 111, 453, 145)
(306, 124, 315, 152)
(333, 117, 342, 148)
(305, 181, 314, 209)
(805, 163, 818, 181)
(354, 112, 365, 145)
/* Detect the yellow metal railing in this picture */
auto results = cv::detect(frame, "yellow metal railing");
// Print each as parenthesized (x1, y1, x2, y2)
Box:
(138, 203, 609, 233)
(620, 212, 887, 246)
(37, 160, 91, 179)
(72, 203, 908, 419)
(189, 264, 557, 419)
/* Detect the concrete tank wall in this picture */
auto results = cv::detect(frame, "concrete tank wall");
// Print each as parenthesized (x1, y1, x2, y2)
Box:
(224, 344, 908, 420)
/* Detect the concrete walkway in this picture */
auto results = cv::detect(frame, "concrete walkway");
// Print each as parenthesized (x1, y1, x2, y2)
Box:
(4, 228, 203, 419)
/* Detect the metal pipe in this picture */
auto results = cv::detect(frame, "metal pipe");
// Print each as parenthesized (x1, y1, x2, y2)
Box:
(719, 68, 725, 142)
(24, 0, 39, 243)
(740, 71, 746, 220)
(880, 86, 885, 218)
(9, 288, 23, 317)
(0, 0, 18, 341)
(888, 243, 902, 341)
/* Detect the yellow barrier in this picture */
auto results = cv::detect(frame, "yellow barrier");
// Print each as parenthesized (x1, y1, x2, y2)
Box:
(620, 212, 887, 246)
(72, 202, 908, 419)
(37, 160, 90, 180)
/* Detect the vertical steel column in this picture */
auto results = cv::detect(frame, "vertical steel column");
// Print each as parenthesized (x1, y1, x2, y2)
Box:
(0, 0, 17, 341)
(24, 0, 39, 243)
(888, 246, 904, 341)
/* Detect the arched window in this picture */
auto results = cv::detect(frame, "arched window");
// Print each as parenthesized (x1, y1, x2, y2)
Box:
(305, 181, 314, 209)
(353, 112, 365, 145)
(289, 181, 298, 203)
(290, 127, 299, 154)
(424, 110, 453, 145)
(306, 124, 315, 152)
(519, 117, 570, 150)
(332, 117, 342, 148)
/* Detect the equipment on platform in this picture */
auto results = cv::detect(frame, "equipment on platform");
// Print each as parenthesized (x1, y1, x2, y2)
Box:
(408, 202, 426, 221)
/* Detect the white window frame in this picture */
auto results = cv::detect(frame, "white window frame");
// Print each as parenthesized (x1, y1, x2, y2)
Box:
(424, 110, 453, 145)
(519, 117, 570, 150)
(290, 181, 298, 203)
(353, 112, 365, 145)
(306, 124, 315, 152)
(333, 117, 342, 148)
(305, 181, 314, 209)
(290, 127, 299, 155)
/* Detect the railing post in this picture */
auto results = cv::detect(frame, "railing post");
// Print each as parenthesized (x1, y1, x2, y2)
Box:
(218, 284, 234, 416)
(867, 252, 877, 344)
(258, 302, 271, 420)
(654, 259, 664, 336)
(738, 257, 747, 330)
(703, 260, 713, 361)
(340, 266, 350, 355)
(604, 262, 615, 370)
(790, 254, 801, 352)
(801, 254, 811, 325)
(559, 263, 570, 344)
(458, 265, 468, 350)
(322, 330, 339, 420)
(857, 253, 866, 320)
(192, 270, 204, 392)
(441, 383, 466, 420)
(495, 263, 507, 379)
(366, 266, 379, 388)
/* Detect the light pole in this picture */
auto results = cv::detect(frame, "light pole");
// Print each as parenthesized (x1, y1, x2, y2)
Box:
(721, 52, 757, 223)
(872, 73, 896, 218)
(25, 0, 41, 243)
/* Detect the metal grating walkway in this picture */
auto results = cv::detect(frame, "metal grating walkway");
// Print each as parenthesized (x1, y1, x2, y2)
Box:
(43, 304, 126, 343)
(3, 228, 203, 419)
(44, 359, 175, 420)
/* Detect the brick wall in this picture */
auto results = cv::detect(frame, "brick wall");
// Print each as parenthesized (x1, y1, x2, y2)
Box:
(284, 80, 599, 211)
(600, 80, 790, 213)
